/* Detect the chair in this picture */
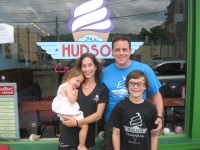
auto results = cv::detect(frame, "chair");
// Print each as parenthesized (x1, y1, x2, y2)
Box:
(21, 109, 60, 138)
(163, 107, 175, 130)
(173, 106, 185, 128)
(18, 82, 42, 101)
(40, 111, 60, 137)
(164, 105, 185, 131)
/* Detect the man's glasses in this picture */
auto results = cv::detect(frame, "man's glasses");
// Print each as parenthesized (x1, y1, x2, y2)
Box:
(129, 82, 145, 88)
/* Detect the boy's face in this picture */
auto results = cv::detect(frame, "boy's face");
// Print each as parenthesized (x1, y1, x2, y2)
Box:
(128, 77, 146, 98)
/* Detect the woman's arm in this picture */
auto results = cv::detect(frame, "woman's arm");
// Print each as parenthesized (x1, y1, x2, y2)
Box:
(62, 103, 106, 126)
(112, 127, 120, 150)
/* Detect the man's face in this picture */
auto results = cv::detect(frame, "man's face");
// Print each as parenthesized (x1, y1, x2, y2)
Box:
(112, 40, 132, 68)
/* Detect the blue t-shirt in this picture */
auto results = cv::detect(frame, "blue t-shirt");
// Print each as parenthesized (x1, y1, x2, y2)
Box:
(102, 60, 161, 122)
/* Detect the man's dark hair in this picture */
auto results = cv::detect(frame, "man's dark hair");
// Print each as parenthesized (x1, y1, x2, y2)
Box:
(112, 36, 131, 49)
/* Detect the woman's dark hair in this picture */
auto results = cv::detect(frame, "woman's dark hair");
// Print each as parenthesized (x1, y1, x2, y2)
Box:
(76, 53, 101, 81)
(125, 70, 149, 88)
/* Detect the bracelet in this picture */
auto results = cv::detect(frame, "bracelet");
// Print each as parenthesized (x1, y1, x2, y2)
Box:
(76, 120, 79, 126)
(156, 116, 163, 120)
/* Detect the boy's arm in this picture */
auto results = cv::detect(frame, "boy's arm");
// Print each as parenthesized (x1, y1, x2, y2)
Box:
(112, 127, 120, 150)
(151, 133, 158, 150)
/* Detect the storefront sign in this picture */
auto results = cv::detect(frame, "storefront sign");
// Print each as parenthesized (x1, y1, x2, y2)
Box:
(0, 83, 20, 139)
(37, 41, 144, 59)
(37, 0, 144, 72)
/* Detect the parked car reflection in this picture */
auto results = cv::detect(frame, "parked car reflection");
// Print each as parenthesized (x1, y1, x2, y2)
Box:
(144, 58, 186, 98)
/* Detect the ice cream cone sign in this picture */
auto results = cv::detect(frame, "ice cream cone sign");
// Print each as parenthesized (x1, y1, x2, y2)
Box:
(36, 0, 144, 63)
(68, 0, 114, 42)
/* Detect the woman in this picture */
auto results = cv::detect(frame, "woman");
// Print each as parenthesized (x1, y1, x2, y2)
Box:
(59, 53, 108, 150)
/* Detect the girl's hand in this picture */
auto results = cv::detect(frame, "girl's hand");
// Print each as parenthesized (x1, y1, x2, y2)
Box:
(62, 116, 77, 127)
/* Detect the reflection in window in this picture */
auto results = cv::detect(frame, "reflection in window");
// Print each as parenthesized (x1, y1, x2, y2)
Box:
(0, 0, 187, 138)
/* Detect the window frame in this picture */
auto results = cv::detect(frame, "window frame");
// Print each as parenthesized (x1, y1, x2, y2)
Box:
(1, 0, 200, 149)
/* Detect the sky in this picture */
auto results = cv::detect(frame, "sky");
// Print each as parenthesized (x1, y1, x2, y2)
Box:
(0, 0, 170, 36)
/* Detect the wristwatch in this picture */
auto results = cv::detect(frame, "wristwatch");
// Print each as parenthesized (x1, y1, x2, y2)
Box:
(157, 116, 164, 121)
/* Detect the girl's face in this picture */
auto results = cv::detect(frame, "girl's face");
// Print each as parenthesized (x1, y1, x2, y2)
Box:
(81, 57, 97, 79)
(69, 74, 84, 89)
(128, 77, 146, 98)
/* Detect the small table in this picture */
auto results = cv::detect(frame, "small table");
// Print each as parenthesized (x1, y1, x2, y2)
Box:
(173, 100, 184, 106)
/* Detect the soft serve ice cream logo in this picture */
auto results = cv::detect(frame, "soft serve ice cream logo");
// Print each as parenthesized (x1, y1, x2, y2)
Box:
(68, 0, 114, 42)
(124, 113, 147, 144)
(36, 0, 144, 73)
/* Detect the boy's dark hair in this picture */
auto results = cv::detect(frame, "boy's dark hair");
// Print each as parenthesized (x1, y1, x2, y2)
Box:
(112, 36, 131, 49)
(125, 70, 149, 88)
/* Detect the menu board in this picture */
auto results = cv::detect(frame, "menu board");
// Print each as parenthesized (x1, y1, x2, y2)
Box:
(0, 83, 20, 139)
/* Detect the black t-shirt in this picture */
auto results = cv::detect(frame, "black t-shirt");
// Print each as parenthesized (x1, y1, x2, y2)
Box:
(108, 98, 157, 150)
(59, 82, 108, 148)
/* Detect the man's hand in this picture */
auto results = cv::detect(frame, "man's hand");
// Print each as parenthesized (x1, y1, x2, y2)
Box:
(62, 116, 76, 127)
(151, 117, 163, 135)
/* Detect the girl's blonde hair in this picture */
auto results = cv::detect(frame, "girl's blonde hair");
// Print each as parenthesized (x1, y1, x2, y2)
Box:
(61, 66, 83, 84)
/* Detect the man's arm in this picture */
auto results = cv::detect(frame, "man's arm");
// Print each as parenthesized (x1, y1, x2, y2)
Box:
(112, 127, 120, 150)
(150, 92, 163, 134)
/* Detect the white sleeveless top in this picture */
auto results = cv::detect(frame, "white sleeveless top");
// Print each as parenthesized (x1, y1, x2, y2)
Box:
(52, 82, 84, 120)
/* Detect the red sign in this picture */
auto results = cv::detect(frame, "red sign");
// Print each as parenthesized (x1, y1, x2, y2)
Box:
(0, 86, 14, 95)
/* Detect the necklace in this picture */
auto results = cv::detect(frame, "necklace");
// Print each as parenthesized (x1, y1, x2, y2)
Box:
(82, 81, 96, 96)
(83, 78, 96, 90)
(83, 82, 94, 89)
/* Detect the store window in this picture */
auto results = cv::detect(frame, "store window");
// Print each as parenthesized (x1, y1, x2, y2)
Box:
(0, 0, 187, 139)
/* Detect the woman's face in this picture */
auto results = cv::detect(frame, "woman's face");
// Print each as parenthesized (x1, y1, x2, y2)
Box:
(81, 57, 97, 79)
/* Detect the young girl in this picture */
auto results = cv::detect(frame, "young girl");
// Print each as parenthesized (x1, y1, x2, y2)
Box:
(52, 66, 88, 150)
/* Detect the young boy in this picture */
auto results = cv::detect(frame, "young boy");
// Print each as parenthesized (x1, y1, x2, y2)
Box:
(108, 70, 158, 150)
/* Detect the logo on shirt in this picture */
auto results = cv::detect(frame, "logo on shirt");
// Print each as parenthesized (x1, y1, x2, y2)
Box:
(123, 112, 147, 144)
(93, 94, 99, 103)
(112, 77, 129, 99)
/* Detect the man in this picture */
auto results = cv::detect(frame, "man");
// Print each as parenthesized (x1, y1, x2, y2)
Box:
(102, 36, 163, 150)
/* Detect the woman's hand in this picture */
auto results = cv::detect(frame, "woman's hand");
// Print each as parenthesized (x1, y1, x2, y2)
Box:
(62, 116, 77, 127)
